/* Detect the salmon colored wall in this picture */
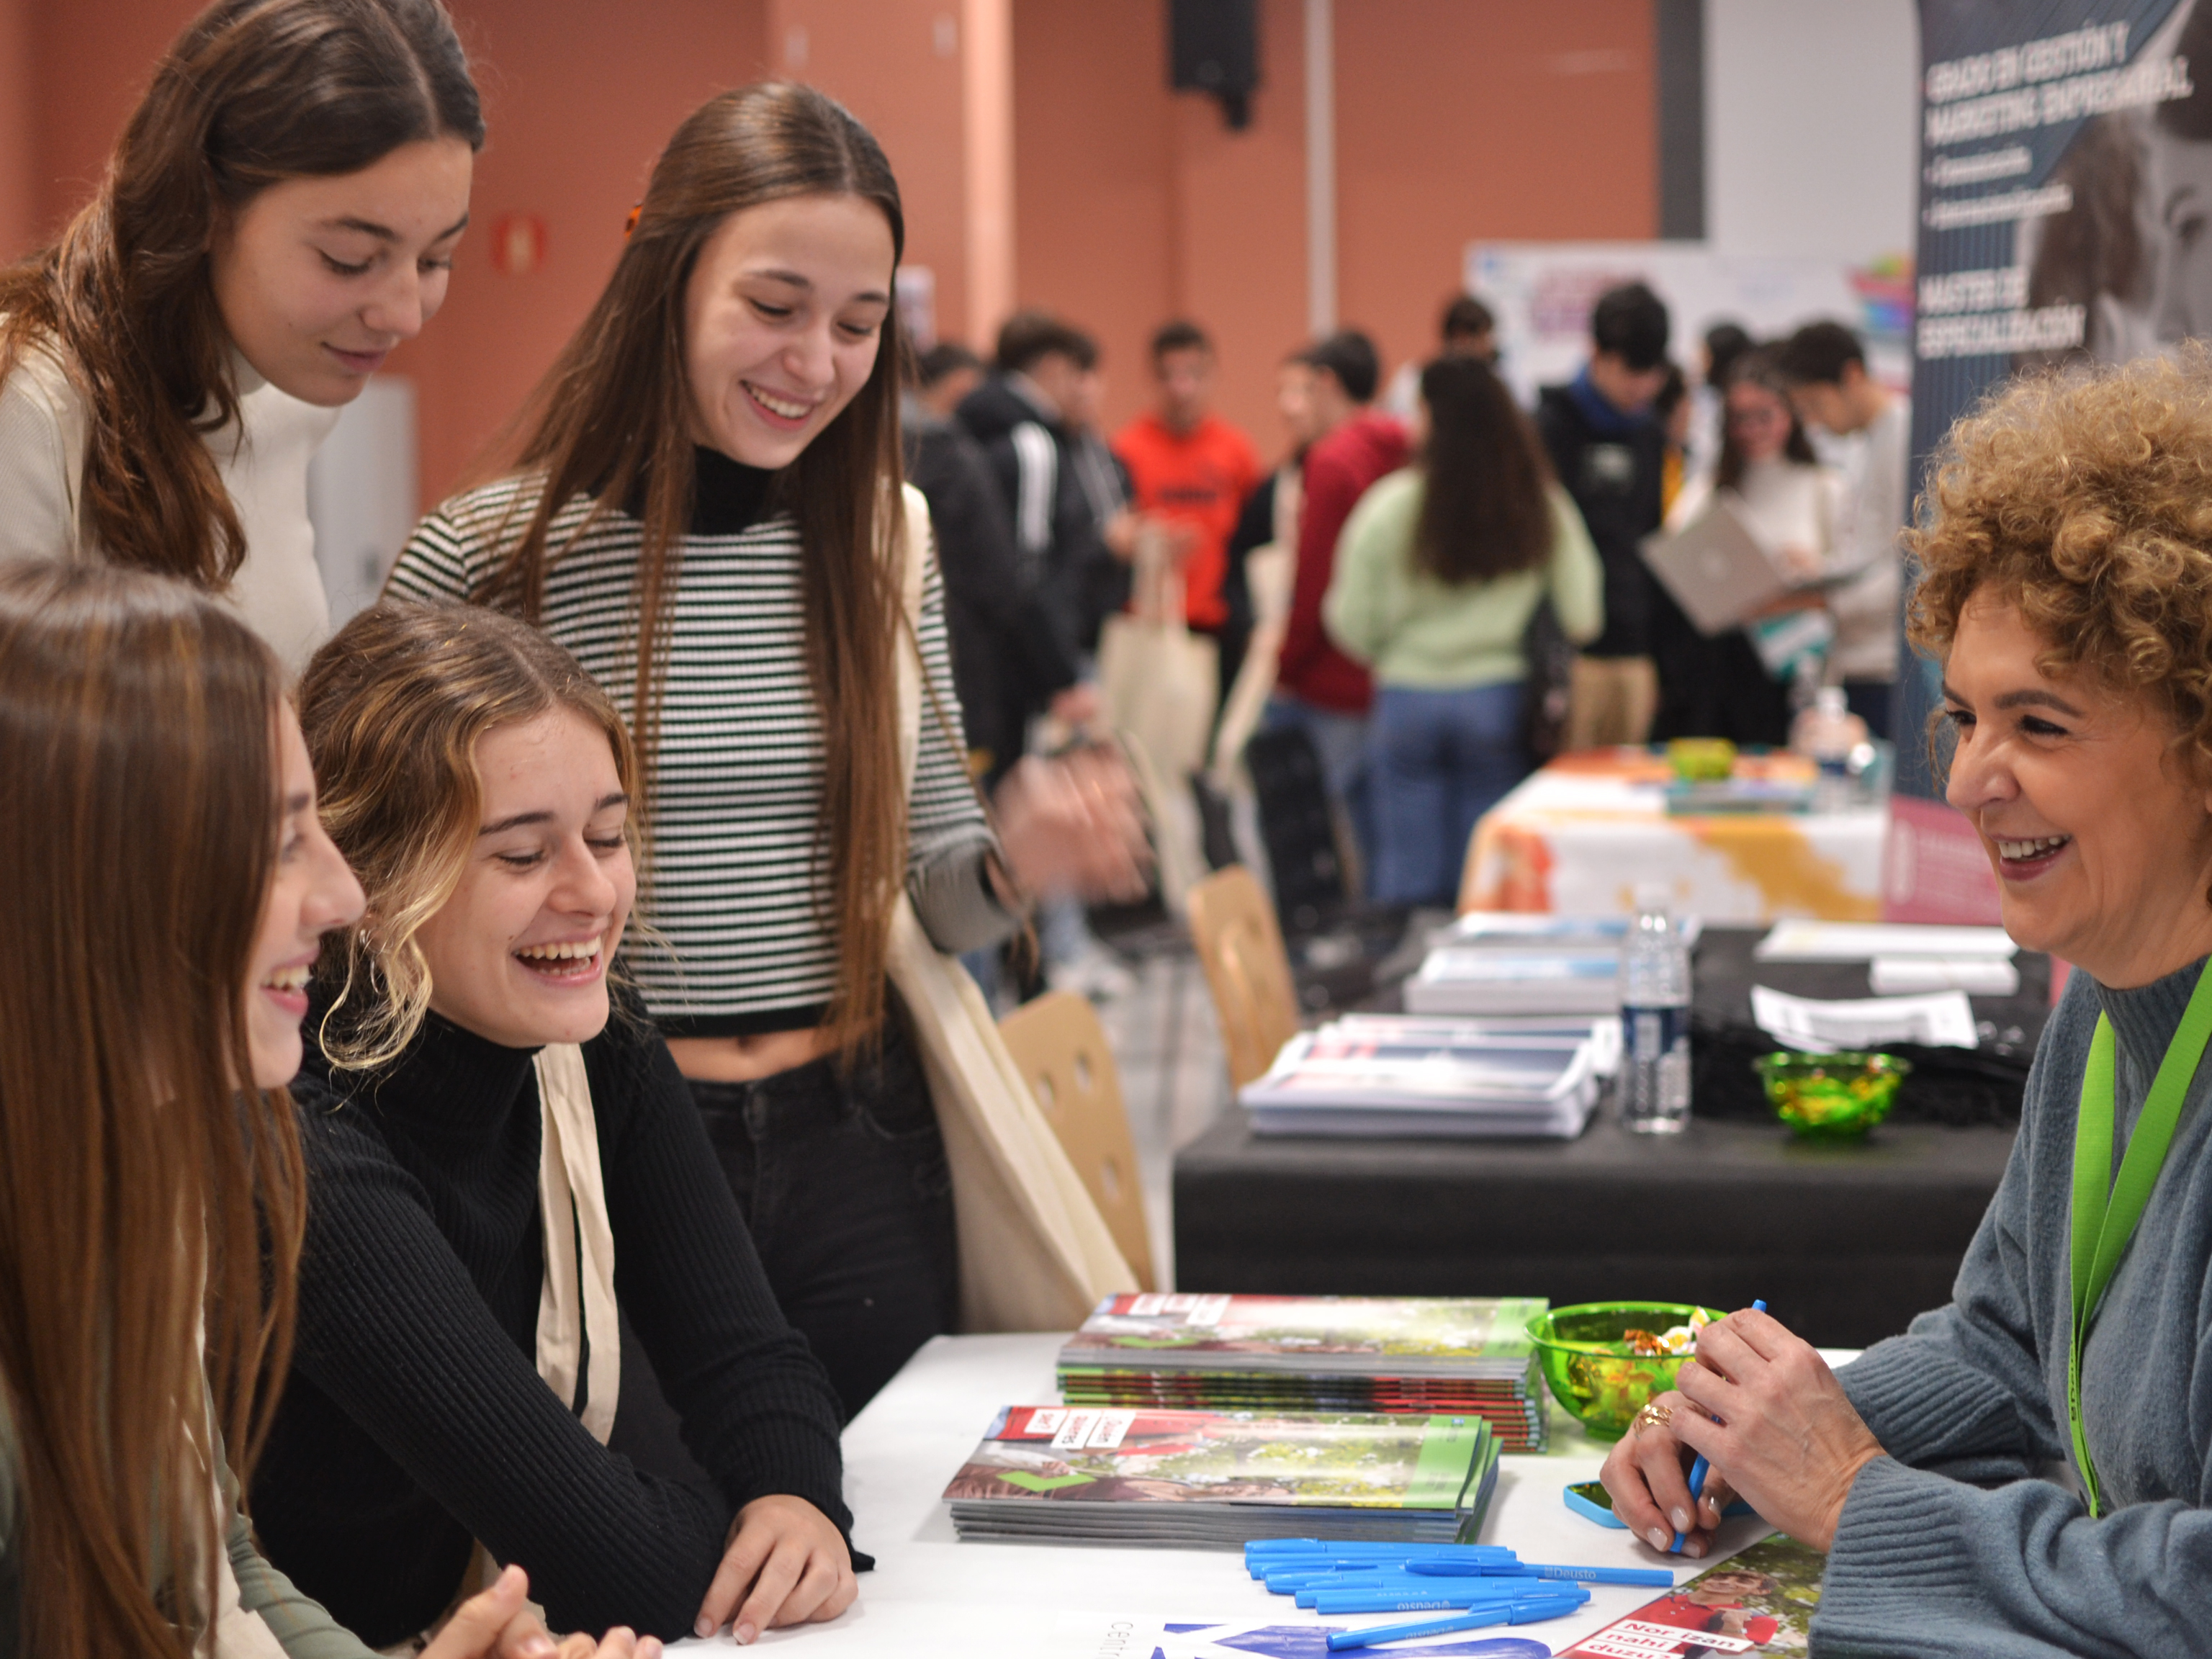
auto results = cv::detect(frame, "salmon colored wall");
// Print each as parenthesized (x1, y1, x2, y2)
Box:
(1012, 0, 1309, 454)
(0, 0, 37, 258)
(1012, 0, 1658, 449)
(9, 0, 1660, 505)
(12, 0, 778, 504)
(24, 0, 198, 241)
(394, 0, 773, 503)
(1335, 1, 1658, 389)
(764, 0, 971, 354)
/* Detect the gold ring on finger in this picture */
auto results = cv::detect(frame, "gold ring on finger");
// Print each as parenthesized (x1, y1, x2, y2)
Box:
(1635, 1402, 1673, 1434)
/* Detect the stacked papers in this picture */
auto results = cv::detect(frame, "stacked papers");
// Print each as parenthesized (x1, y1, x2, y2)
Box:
(1750, 985, 1979, 1051)
(943, 1403, 1502, 1545)
(1752, 920, 2015, 961)
(1755, 920, 2021, 996)
(1240, 1013, 1612, 1138)
(1401, 913, 1702, 1017)
(1057, 1294, 1550, 1452)
(1403, 949, 1622, 1015)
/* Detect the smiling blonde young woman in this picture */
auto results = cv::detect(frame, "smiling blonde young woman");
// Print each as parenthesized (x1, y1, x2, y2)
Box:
(0, 0, 480, 673)
(0, 563, 658, 1659)
(387, 82, 1145, 1426)
(1603, 348, 2212, 1654)
(262, 601, 853, 1651)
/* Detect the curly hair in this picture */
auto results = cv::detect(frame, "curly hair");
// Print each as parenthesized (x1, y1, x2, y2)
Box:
(1907, 344, 2212, 781)
(297, 600, 637, 1071)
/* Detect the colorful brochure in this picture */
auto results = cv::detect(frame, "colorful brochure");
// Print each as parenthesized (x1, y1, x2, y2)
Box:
(1556, 1533, 1825, 1657)
(944, 1406, 1501, 1545)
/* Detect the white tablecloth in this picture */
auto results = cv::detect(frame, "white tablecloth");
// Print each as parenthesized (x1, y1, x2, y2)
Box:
(670, 1332, 1850, 1655)
(1460, 750, 1888, 923)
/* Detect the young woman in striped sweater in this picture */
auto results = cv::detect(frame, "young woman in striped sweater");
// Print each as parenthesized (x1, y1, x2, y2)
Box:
(385, 83, 1145, 1422)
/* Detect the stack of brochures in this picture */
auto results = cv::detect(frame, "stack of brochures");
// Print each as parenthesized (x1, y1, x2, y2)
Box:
(942, 1403, 1501, 1545)
(1056, 1294, 1550, 1452)
(1238, 1012, 1613, 1138)
(1402, 912, 1702, 1017)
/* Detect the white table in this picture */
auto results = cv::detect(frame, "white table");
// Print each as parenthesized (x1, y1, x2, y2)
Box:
(1460, 750, 1888, 922)
(670, 1333, 1845, 1655)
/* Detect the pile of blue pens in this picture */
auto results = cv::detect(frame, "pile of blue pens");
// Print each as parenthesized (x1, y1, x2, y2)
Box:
(1244, 1539, 1674, 1653)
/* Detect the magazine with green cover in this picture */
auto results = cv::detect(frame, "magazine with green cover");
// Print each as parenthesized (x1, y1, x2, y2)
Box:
(944, 1406, 1501, 1545)
(1059, 1294, 1550, 1376)
(1556, 1532, 1824, 1656)
(1056, 1295, 1550, 1451)
(1055, 1370, 1546, 1451)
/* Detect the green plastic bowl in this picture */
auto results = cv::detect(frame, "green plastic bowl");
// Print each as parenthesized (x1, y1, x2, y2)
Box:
(1525, 1302, 1726, 1440)
(1753, 1051, 1912, 1139)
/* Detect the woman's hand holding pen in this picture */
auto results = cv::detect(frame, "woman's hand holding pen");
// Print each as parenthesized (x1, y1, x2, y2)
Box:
(1599, 1305, 1886, 1556)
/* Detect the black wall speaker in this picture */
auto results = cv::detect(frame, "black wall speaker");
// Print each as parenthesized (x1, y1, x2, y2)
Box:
(1169, 0, 1259, 129)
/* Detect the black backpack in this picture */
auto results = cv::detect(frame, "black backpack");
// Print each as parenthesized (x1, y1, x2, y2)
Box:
(1521, 593, 1575, 765)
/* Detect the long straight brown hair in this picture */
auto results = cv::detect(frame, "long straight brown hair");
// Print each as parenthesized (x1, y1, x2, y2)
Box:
(0, 0, 481, 586)
(1413, 355, 1554, 585)
(0, 562, 305, 1657)
(474, 82, 909, 1054)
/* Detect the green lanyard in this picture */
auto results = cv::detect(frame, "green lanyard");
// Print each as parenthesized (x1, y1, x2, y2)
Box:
(2067, 961, 2212, 1517)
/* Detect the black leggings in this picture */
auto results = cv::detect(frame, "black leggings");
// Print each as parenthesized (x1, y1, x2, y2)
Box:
(686, 1017, 958, 1421)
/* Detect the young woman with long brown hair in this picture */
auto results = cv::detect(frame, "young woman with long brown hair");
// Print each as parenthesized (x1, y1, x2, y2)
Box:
(0, 563, 656, 1659)
(0, 0, 481, 674)
(255, 600, 855, 1650)
(1653, 346, 1845, 746)
(387, 82, 1144, 1423)
(1321, 355, 1602, 906)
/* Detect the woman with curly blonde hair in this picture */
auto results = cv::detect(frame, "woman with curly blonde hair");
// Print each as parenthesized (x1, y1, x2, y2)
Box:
(1603, 346, 2212, 1655)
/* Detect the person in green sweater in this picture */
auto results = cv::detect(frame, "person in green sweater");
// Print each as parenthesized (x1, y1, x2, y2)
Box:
(0, 562, 655, 1659)
(1322, 355, 1602, 905)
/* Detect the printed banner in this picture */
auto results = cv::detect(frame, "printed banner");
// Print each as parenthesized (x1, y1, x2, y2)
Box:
(1894, 0, 2195, 921)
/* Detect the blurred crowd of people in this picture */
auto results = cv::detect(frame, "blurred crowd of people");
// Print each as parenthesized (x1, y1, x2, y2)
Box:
(906, 283, 1911, 925)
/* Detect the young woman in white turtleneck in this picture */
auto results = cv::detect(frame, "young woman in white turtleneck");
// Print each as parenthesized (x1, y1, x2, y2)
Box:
(0, 0, 480, 675)
(1654, 352, 1845, 745)
(1665, 367, 1845, 585)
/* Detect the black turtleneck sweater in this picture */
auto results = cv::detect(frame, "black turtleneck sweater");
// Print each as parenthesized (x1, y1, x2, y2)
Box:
(251, 998, 850, 1646)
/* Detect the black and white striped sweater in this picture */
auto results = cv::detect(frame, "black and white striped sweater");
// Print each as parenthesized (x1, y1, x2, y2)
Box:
(390, 449, 1010, 1037)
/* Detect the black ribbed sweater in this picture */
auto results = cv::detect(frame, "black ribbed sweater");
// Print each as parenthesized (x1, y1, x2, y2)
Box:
(251, 999, 850, 1646)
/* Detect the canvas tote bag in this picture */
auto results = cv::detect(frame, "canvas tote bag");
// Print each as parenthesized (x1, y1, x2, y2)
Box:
(374, 1043, 619, 1655)
(1097, 521, 1220, 783)
(883, 485, 1138, 1332)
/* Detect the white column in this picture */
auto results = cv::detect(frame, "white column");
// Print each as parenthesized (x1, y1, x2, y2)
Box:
(962, 0, 1015, 347)
(1304, 0, 1336, 336)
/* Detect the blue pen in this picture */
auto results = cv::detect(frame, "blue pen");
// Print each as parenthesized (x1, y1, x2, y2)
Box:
(1406, 1559, 1676, 1588)
(1323, 1592, 1591, 1650)
(1299, 1581, 1529, 1611)
(1309, 1586, 1582, 1617)
(1267, 1565, 1517, 1591)
(1672, 1299, 1765, 1552)
(1249, 1542, 1518, 1561)
(1249, 1547, 1519, 1578)
(1246, 1542, 1514, 1559)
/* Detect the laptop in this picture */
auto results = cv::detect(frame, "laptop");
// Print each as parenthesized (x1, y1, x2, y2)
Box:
(1638, 497, 1788, 635)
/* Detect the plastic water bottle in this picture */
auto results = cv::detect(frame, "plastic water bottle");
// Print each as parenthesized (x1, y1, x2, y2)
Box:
(1791, 685, 1863, 812)
(1621, 882, 1691, 1134)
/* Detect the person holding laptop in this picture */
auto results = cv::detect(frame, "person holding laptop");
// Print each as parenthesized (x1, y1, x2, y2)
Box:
(1650, 347, 1843, 745)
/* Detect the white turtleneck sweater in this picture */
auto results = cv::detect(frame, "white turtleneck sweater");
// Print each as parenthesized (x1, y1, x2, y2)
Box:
(0, 337, 341, 675)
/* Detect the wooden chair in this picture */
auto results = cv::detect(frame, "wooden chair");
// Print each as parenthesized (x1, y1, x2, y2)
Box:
(1187, 865, 1303, 1093)
(998, 991, 1157, 1292)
